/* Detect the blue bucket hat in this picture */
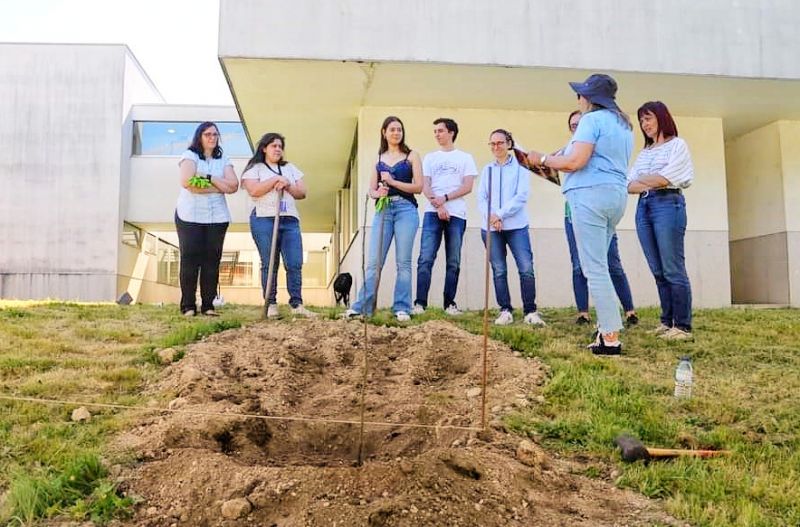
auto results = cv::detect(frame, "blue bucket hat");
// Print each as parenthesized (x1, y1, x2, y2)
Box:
(569, 73, 620, 111)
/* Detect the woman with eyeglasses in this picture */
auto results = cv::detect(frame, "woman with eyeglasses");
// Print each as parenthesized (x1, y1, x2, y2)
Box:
(477, 129, 546, 326)
(628, 101, 694, 340)
(175, 121, 239, 316)
(526, 74, 633, 354)
(343, 116, 423, 321)
(563, 111, 638, 327)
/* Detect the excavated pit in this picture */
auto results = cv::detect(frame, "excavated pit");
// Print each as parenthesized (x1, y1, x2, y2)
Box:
(115, 319, 680, 527)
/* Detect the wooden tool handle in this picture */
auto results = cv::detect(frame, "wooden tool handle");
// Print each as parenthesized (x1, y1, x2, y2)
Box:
(646, 448, 731, 459)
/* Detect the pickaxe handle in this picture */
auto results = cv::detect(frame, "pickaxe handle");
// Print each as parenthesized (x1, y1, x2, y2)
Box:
(646, 448, 731, 459)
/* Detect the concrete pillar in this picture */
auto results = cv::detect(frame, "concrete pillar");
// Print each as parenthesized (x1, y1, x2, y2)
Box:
(726, 121, 800, 306)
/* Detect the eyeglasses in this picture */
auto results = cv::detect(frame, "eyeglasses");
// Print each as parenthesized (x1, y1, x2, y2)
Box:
(202, 132, 219, 138)
(488, 141, 507, 147)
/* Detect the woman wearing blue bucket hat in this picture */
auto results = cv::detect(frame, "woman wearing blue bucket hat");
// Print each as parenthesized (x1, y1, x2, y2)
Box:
(527, 74, 633, 355)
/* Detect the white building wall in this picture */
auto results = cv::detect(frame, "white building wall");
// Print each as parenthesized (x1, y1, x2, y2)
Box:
(219, 0, 800, 80)
(0, 44, 161, 301)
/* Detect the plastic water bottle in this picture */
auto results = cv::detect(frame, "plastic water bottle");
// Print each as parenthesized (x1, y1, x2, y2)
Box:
(674, 356, 693, 398)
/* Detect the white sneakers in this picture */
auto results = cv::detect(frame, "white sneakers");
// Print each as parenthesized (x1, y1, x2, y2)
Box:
(342, 308, 360, 319)
(291, 304, 317, 317)
(523, 311, 546, 326)
(395, 311, 411, 322)
(266, 304, 317, 318)
(494, 310, 514, 325)
(659, 327, 693, 341)
(494, 310, 547, 326)
(653, 323, 671, 336)
(412, 303, 461, 316)
(444, 304, 462, 316)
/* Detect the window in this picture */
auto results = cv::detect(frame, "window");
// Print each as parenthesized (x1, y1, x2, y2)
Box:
(122, 222, 141, 248)
(218, 251, 257, 286)
(132, 121, 252, 157)
(157, 244, 180, 287)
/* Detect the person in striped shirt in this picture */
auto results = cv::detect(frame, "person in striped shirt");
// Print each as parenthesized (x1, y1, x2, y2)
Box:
(627, 101, 694, 340)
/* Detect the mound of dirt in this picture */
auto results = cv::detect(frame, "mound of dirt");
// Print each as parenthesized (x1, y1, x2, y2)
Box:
(115, 319, 679, 526)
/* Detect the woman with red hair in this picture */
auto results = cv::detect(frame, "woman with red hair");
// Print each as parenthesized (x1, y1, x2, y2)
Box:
(627, 101, 694, 340)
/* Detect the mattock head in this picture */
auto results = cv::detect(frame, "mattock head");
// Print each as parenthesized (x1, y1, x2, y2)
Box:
(614, 434, 651, 463)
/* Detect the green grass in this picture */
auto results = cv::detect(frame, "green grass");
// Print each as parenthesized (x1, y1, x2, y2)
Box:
(2, 302, 798, 526)
(0, 301, 261, 524)
(351, 305, 800, 527)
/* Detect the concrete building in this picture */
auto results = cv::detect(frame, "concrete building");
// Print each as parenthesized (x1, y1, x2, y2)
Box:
(0, 43, 163, 301)
(0, 43, 333, 305)
(3, 1, 800, 308)
(217, 0, 800, 308)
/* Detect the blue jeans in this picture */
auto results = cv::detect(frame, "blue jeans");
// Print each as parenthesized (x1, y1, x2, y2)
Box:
(565, 184, 627, 334)
(415, 212, 467, 309)
(636, 192, 692, 331)
(480, 227, 537, 314)
(249, 212, 304, 307)
(565, 216, 634, 313)
(351, 198, 419, 315)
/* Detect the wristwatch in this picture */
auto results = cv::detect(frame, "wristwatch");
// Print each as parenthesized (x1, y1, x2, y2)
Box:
(205, 174, 212, 182)
(539, 154, 548, 167)
(444, 193, 449, 202)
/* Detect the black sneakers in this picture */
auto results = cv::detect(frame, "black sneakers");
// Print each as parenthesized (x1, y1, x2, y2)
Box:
(588, 332, 622, 355)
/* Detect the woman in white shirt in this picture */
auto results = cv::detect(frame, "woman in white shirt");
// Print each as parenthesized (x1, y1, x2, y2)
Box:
(627, 101, 694, 340)
(242, 132, 315, 318)
(175, 122, 239, 317)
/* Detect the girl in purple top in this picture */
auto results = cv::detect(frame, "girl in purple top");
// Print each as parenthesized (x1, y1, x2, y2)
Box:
(344, 116, 423, 321)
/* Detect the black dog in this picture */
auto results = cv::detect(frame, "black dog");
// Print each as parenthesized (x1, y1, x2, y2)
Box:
(333, 273, 353, 307)
(333, 272, 352, 307)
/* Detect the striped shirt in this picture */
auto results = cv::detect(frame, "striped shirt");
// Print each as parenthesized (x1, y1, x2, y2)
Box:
(627, 137, 693, 189)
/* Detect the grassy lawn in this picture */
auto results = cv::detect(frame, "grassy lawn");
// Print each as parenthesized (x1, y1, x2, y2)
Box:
(0, 301, 262, 525)
(357, 306, 799, 527)
(1, 302, 798, 526)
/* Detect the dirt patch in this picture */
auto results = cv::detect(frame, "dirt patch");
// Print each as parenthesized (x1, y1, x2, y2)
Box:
(114, 319, 679, 526)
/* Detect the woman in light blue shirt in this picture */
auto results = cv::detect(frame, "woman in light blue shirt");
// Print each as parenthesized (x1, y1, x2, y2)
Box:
(175, 122, 239, 317)
(527, 74, 633, 354)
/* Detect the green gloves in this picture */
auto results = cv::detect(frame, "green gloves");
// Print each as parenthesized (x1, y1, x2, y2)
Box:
(189, 174, 212, 188)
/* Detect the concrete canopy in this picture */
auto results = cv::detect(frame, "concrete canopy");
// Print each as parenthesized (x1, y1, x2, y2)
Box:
(220, 57, 800, 232)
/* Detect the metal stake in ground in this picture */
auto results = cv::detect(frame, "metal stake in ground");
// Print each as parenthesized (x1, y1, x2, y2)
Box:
(358, 184, 389, 466)
(263, 189, 284, 319)
(370, 191, 389, 314)
(481, 168, 493, 430)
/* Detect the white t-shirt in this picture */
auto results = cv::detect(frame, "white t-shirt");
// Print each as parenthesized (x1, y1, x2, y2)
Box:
(241, 162, 304, 218)
(422, 149, 478, 220)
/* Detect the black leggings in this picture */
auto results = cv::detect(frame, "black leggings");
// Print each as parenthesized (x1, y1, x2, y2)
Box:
(175, 213, 229, 313)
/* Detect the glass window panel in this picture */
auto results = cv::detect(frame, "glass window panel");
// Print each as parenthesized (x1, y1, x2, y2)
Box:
(132, 122, 252, 157)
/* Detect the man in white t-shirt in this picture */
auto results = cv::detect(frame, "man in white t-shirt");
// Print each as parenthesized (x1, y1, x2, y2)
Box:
(412, 118, 478, 316)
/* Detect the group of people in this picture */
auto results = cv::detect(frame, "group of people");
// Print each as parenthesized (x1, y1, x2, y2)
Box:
(174, 125, 316, 319)
(173, 72, 694, 355)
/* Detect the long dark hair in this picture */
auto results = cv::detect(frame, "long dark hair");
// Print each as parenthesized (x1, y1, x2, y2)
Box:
(587, 103, 633, 130)
(637, 101, 678, 147)
(245, 132, 287, 172)
(567, 110, 581, 131)
(379, 116, 411, 155)
(188, 122, 223, 160)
